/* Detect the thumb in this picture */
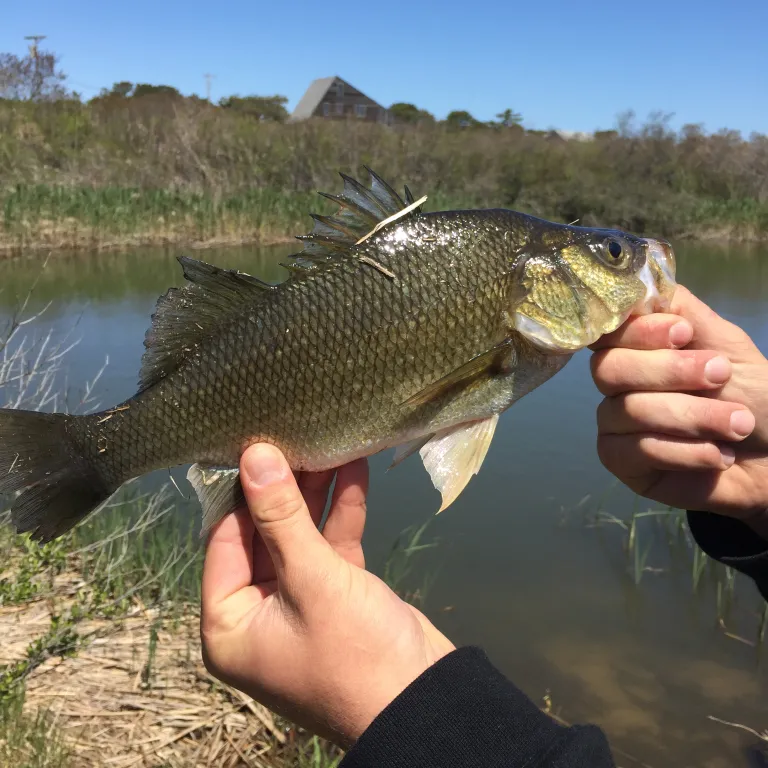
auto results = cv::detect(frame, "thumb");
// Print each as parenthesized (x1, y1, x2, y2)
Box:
(240, 443, 334, 581)
(671, 286, 762, 362)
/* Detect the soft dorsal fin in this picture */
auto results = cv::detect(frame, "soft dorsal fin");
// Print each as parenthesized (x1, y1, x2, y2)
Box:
(138, 256, 274, 392)
(282, 168, 424, 271)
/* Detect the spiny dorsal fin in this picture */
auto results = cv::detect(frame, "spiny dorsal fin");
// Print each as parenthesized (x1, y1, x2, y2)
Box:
(286, 168, 422, 269)
(138, 256, 274, 392)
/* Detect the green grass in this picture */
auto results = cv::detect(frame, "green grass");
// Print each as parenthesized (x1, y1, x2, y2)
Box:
(583, 492, 768, 647)
(0, 184, 321, 252)
(2, 100, 768, 252)
(0, 692, 70, 768)
(0, 480, 440, 766)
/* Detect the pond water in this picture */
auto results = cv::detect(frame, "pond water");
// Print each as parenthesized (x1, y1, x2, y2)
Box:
(1, 241, 767, 767)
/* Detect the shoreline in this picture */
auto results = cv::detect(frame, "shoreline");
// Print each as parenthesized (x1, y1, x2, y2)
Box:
(1, 226, 767, 259)
(0, 232, 298, 259)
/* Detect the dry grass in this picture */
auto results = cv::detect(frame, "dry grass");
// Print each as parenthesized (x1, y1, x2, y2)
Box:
(0, 580, 340, 768)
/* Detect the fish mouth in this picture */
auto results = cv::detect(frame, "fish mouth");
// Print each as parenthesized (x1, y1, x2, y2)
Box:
(634, 238, 677, 314)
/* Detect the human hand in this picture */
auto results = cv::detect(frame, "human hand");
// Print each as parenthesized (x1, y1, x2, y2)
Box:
(200, 444, 455, 748)
(591, 285, 768, 538)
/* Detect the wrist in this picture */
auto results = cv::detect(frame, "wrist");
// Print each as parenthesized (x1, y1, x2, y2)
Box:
(744, 508, 768, 541)
(344, 639, 456, 745)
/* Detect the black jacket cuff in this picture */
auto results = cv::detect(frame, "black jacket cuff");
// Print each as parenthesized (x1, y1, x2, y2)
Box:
(340, 646, 614, 768)
(687, 510, 768, 600)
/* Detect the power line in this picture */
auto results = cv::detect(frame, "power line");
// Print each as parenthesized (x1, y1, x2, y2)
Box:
(24, 35, 47, 100)
(24, 35, 46, 58)
(203, 73, 215, 103)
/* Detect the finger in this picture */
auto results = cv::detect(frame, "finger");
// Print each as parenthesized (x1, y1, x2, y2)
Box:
(251, 526, 276, 586)
(640, 458, 768, 522)
(297, 469, 336, 527)
(240, 443, 334, 581)
(670, 286, 762, 361)
(201, 507, 270, 632)
(590, 314, 693, 351)
(597, 434, 735, 483)
(322, 459, 369, 569)
(202, 507, 255, 607)
(597, 393, 756, 442)
(591, 348, 732, 397)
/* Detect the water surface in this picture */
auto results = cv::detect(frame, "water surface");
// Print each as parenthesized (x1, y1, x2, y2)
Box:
(1, 242, 766, 767)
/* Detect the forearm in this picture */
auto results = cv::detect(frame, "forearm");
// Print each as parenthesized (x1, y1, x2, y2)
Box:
(341, 647, 616, 768)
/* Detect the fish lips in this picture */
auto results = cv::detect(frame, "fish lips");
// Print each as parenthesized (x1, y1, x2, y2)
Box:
(634, 238, 678, 315)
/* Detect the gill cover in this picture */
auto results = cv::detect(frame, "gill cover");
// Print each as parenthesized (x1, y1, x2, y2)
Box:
(512, 234, 677, 352)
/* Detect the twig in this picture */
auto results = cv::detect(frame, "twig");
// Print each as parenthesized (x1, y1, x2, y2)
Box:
(355, 196, 427, 245)
(358, 256, 396, 279)
(707, 715, 768, 741)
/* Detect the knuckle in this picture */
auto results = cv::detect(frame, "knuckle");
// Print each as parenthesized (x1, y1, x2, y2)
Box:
(635, 434, 658, 459)
(591, 350, 621, 393)
(595, 398, 612, 431)
(596, 434, 620, 471)
(693, 400, 717, 431)
(257, 489, 306, 524)
(669, 352, 692, 385)
(619, 392, 644, 421)
(700, 443, 724, 468)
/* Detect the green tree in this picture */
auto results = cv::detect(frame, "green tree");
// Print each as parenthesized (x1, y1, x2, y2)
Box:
(389, 102, 434, 124)
(493, 108, 523, 127)
(218, 95, 289, 122)
(110, 81, 134, 98)
(445, 110, 479, 129)
(132, 84, 182, 99)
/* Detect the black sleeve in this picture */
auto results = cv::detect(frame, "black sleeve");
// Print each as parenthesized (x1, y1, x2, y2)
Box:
(687, 510, 768, 600)
(340, 646, 615, 768)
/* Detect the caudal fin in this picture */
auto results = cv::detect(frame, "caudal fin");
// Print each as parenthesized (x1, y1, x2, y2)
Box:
(0, 409, 113, 542)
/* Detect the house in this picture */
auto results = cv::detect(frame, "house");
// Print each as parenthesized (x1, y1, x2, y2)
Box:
(545, 129, 592, 142)
(290, 77, 390, 123)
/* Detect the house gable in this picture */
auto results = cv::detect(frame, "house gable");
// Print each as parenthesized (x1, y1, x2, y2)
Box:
(291, 76, 389, 123)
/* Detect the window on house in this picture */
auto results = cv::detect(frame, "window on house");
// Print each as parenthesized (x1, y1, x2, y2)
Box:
(336, 102, 344, 115)
(355, 104, 367, 118)
(322, 102, 330, 116)
(336, 82, 345, 98)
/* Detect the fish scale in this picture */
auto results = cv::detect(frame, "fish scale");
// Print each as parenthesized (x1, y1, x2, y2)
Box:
(0, 169, 676, 542)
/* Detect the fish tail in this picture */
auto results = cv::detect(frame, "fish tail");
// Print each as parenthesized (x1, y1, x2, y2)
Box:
(0, 408, 114, 542)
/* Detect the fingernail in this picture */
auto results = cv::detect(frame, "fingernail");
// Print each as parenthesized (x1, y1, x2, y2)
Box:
(669, 321, 692, 348)
(704, 356, 731, 385)
(720, 445, 736, 467)
(730, 410, 755, 438)
(243, 445, 287, 488)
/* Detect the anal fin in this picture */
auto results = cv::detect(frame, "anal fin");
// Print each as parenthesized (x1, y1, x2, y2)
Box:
(187, 463, 245, 537)
(419, 415, 499, 512)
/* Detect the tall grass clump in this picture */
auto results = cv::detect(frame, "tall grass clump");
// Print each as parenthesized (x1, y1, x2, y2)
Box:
(0, 691, 70, 768)
(584, 489, 767, 648)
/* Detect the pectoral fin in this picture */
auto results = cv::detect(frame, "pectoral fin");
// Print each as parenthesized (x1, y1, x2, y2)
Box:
(419, 414, 499, 512)
(402, 339, 516, 408)
(388, 435, 434, 470)
(187, 463, 245, 536)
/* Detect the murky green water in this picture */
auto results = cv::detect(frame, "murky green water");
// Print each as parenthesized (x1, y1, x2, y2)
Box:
(1, 242, 767, 767)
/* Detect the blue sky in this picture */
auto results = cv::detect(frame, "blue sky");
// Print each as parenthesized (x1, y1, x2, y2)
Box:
(2, 0, 766, 135)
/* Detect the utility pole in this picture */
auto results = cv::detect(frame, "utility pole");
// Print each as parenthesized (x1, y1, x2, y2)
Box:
(24, 35, 46, 100)
(24, 34, 46, 58)
(203, 73, 215, 103)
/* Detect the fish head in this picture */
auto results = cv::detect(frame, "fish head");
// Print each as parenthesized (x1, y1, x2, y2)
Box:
(511, 223, 677, 352)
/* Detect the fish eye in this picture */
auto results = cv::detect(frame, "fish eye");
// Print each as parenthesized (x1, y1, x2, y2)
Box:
(607, 240, 623, 260)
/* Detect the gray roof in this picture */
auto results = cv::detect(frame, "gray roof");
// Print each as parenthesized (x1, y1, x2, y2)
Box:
(291, 76, 336, 121)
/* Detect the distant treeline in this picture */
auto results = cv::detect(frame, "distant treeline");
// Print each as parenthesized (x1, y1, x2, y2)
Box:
(1, 48, 767, 252)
